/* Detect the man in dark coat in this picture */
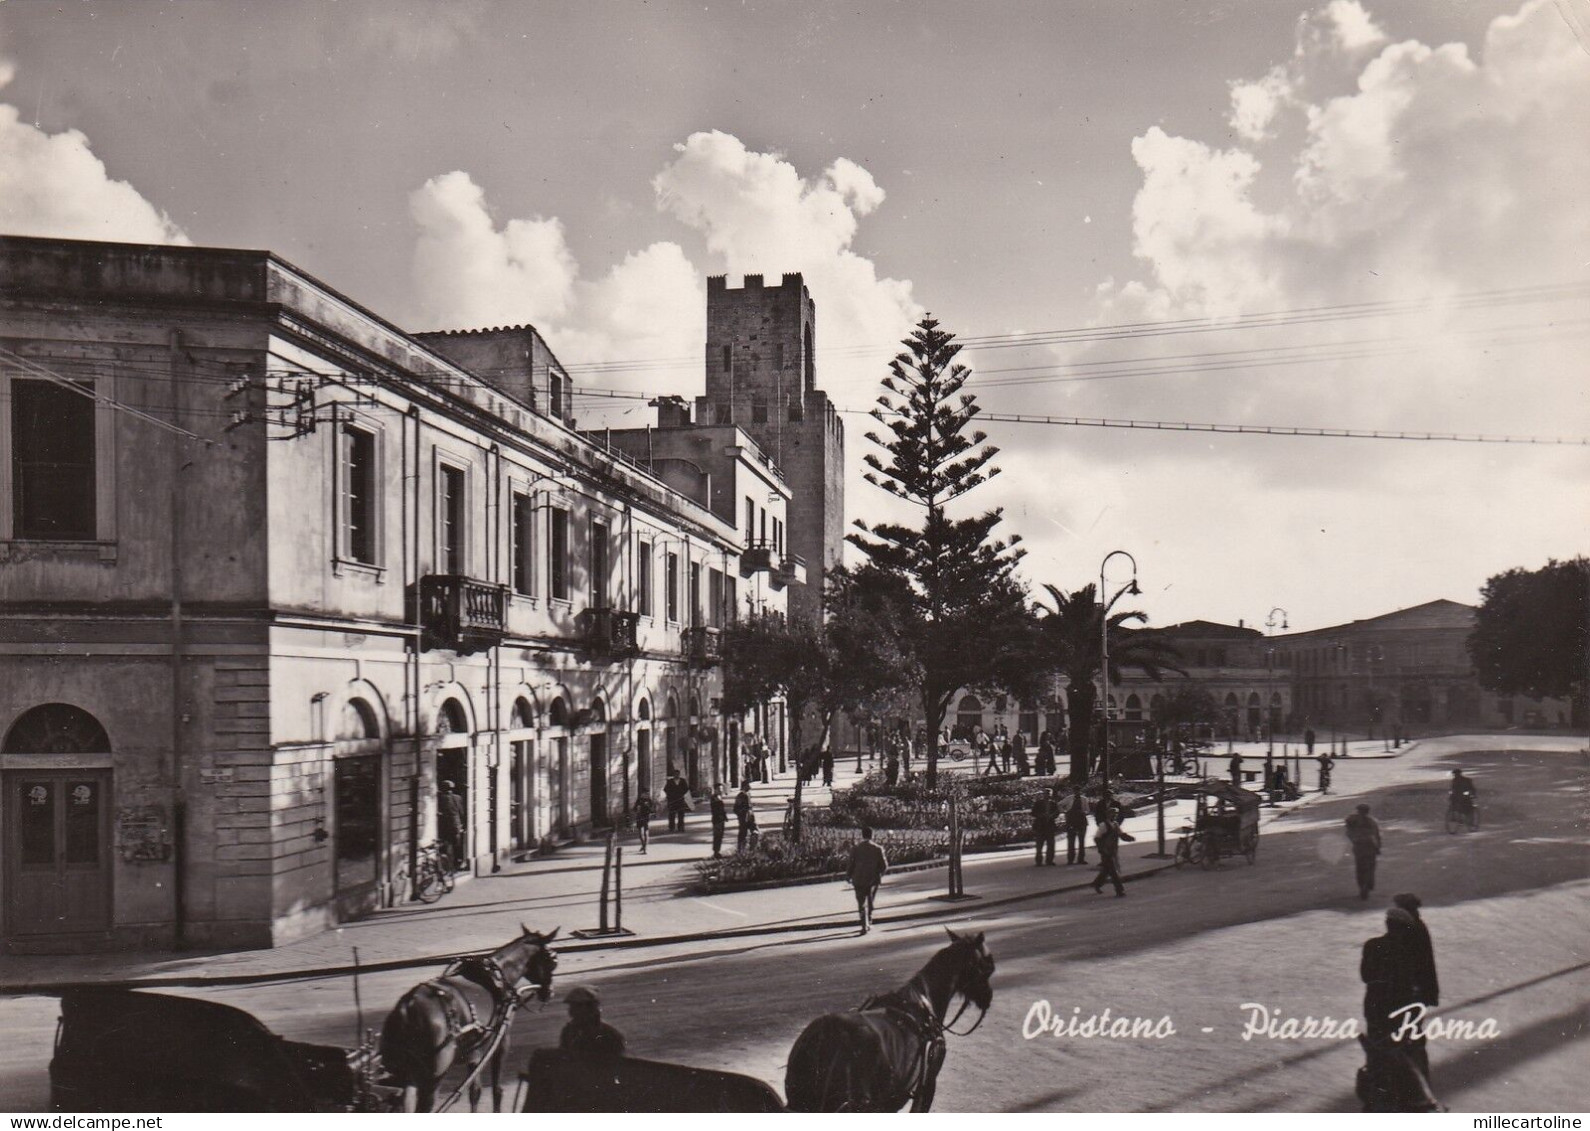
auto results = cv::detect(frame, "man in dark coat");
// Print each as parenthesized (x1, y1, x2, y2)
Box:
(1345, 803, 1382, 900)
(846, 826, 889, 935)
(1064, 786, 1090, 865)
(1038, 732, 1056, 776)
(663, 770, 689, 833)
(1229, 752, 1243, 787)
(1091, 810, 1135, 897)
(708, 783, 728, 858)
(1032, 786, 1059, 866)
(437, 780, 466, 870)
(1358, 908, 1441, 1111)
(560, 986, 626, 1066)
(1393, 892, 1439, 1081)
(733, 783, 755, 852)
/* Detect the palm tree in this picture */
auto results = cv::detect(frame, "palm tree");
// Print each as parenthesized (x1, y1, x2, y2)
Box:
(1033, 583, 1184, 779)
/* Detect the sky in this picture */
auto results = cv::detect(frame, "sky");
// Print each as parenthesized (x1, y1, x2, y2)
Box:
(1, 0, 1586, 633)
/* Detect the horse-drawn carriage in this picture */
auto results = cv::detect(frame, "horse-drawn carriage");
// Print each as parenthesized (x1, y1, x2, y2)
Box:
(1172, 779, 1261, 868)
(50, 987, 398, 1112)
(46, 925, 996, 1115)
(48, 925, 560, 1115)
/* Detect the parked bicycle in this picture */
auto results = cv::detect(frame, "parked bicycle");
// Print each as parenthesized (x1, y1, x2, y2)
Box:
(411, 840, 457, 903)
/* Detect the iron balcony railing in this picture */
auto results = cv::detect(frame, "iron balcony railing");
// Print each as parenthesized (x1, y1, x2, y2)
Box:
(582, 607, 640, 656)
(684, 625, 722, 667)
(741, 540, 780, 575)
(417, 574, 508, 654)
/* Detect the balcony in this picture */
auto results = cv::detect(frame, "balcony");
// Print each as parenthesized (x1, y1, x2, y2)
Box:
(741, 541, 780, 575)
(771, 553, 807, 589)
(581, 607, 640, 657)
(684, 625, 722, 667)
(417, 574, 508, 655)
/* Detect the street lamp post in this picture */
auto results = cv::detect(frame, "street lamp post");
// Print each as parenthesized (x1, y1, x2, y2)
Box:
(1098, 550, 1141, 787)
(1264, 607, 1288, 800)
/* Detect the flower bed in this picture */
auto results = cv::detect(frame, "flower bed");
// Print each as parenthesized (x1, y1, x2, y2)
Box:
(693, 826, 945, 891)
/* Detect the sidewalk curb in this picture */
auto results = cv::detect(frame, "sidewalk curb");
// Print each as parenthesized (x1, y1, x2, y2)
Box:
(0, 861, 1180, 997)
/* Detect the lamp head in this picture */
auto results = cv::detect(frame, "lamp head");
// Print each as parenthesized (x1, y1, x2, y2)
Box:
(1128, 581, 1142, 597)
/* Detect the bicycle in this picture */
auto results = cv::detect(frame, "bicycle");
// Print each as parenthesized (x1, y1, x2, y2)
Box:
(1444, 798, 1479, 834)
(412, 840, 457, 903)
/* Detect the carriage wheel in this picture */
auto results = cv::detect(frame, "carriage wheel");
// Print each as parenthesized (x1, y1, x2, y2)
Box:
(1173, 837, 1192, 868)
(1444, 807, 1461, 834)
(1198, 837, 1218, 869)
(1243, 830, 1258, 864)
(1468, 805, 1480, 832)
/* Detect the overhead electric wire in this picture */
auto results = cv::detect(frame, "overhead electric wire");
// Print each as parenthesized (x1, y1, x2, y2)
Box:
(0, 345, 214, 445)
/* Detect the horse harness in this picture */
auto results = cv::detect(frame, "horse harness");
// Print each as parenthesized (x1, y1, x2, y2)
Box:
(856, 987, 947, 1109)
(430, 955, 516, 1050)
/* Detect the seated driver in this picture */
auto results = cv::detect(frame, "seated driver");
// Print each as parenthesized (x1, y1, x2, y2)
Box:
(560, 986, 626, 1066)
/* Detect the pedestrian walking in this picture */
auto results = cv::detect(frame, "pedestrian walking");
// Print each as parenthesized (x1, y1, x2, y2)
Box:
(1038, 731, 1056, 776)
(1091, 785, 1118, 827)
(1013, 733, 1030, 777)
(1091, 810, 1135, 897)
(756, 739, 771, 784)
(1032, 786, 1060, 866)
(884, 749, 900, 785)
(846, 826, 889, 935)
(663, 769, 689, 833)
(1229, 752, 1244, 787)
(1319, 752, 1334, 794)
(1358, 908, 1441, 1111)
(1064, 786, 1090, 864)
(1345, 803, 1382, 900)
(1000, 736, 1012, 774)
(733, 783, 755, 852)
(708, 784, 728, 857)
(633, 793, 654, 854)
(1393, 892, 1439, 1082)
(821, 750, 834, 788)
(1305, 726, 1317, 758)
(437, 779, 466, 871)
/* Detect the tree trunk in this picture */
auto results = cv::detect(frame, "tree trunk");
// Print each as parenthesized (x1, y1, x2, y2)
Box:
(1067, 681, 1096, 780)
(923, 685, 940, 789)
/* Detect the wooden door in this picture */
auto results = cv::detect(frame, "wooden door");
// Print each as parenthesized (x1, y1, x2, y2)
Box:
(4, 771, 112, 939)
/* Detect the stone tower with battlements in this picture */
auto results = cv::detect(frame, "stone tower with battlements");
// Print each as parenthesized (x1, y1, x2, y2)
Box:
(695, 273, 844, 625)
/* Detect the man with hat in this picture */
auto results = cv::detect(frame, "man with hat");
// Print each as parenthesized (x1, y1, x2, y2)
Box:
(437, 779, 466, 872)
(1393, 892, 1439, 1081)
(1344, 803, 1382, 900)
(1032, 784, 1060, 866)
(560, 986, 627, 1066)
(1358, 907, 1441, 1111)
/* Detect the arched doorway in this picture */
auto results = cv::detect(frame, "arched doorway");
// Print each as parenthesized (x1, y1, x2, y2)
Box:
(435, 700, 470, 866)
(507, 698, 536, 851)
(333, 698, 383, 913)
(687, 696, 702, 790)
(588, 698, 610, 826)
(1246, 692, 1262, 737)
(546, 697, 571, 838)
(3, 704, 114, 942)
(635, 698, 653, 800)
(664, 694, 680, 776)
(956, 695, 983, 738)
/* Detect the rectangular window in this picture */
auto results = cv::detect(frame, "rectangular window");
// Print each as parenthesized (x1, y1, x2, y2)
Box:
(725, 576, 738, 622)
(11, 379, 96, 540)
(549, 507, 570, 600)
(549, 372, 565, 419)
(708, 568, 723, 628)
(341, 425, 377, 565)
(666, 552, 679, 623)
(752, 399, 767, 424)
(591, 519, 610, 608)
(438, 465, 465, 574)
(759, 507, 768, 546)
(690, 562, 702, 627)
(777, 343, 786, 369)
(721, 344, 731, 372)
(637, 540, 653, 616)
(512, 492, 534, 596)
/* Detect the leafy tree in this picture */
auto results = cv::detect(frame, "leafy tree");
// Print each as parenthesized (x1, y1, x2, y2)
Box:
(1467, 557, 1589, 727)
(1032, 583, 1184, 778)
(719, 585, 907, 840)
(848, 316, 1032, 786)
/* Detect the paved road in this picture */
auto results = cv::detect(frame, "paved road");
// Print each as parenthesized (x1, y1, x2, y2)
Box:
(2, 735, 1584, 1112)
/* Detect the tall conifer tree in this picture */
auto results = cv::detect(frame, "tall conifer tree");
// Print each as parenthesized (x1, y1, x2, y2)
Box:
(849, 317, 1031, 786)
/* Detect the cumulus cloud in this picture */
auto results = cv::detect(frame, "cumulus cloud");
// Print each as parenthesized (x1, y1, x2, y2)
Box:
(408, 131, 920, 416)
(0, 60, 188, 245)
(1018, 0, 1589, 625)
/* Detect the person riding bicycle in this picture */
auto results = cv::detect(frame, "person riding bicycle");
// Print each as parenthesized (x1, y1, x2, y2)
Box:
(1448, 769, 1476, 818)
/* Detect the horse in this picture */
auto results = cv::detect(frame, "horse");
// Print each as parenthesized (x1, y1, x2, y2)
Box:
(378, 924, 559, 1112)
(785, 928, 994, 1112)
